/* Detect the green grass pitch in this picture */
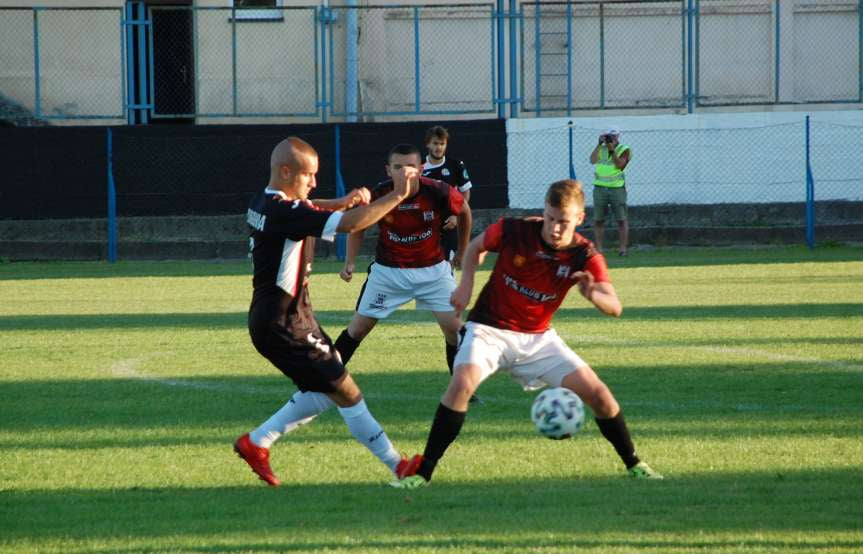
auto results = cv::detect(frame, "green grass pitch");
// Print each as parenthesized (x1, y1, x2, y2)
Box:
(1, 245, 862, 553)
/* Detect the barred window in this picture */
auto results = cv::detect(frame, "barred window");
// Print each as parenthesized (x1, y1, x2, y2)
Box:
(232, 0, 283, 22)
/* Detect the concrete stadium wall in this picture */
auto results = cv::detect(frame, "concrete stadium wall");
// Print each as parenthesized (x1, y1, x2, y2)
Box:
(2, 201, 861, 261)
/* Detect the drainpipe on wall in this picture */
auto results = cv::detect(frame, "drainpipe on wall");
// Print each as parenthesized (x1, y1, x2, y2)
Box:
(346, 0, 359, 122)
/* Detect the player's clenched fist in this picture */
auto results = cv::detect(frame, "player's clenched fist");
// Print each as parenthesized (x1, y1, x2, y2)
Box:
(450, 284, 470, 316)
(340, 262, 355, 283)
(345, 187, 371, 209)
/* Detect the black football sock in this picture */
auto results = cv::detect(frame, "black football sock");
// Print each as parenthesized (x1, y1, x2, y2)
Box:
(445, 342, 458, 375)
(418, 403, 466, 481)
(595, 412, 641, 469)
(334, 329, 361, 365)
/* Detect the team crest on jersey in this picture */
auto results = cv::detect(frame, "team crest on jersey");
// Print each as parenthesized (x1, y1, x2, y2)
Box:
(442, 168, 450, 177)
(423, 210, 434, 221)
(513, 254, 526, 267)
(556, 265, 571, 278)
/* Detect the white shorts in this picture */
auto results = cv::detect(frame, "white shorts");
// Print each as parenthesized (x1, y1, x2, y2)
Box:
(357, 260, 456, 318)
(453, 322, 588, 390)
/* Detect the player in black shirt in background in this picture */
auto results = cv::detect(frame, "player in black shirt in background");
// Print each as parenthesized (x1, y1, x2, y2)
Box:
(422, 126, 480, 402)
(422, 126, 473, 268)
(235, 136, 419, 486)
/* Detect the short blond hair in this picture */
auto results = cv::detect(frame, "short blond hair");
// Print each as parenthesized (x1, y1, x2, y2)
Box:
(545, 179, 585, 211)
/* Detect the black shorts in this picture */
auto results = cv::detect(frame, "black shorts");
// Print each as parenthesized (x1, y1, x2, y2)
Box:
(248, 307, 346, 393)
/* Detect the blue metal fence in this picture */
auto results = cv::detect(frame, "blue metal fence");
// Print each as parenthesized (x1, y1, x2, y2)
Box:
(1, 2, 861, 124)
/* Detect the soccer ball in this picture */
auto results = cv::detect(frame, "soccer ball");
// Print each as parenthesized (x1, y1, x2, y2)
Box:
(531, 387, 585, 440)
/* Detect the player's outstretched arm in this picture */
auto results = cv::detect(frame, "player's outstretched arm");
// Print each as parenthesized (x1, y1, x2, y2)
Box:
(573, 271, 622, 317)
(450, 232, 485, 315)
(452, 202, 472, 270)
(339, 230, 365, 282)
(311, 188, 371, 211)
(336, 168, 418, 234)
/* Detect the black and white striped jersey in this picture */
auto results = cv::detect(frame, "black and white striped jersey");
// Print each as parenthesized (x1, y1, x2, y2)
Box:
(422, 156, 472, 194)
(246, 187, 342, 329)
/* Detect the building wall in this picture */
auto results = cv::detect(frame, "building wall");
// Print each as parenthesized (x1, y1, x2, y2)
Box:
(0, 1, 859, 124)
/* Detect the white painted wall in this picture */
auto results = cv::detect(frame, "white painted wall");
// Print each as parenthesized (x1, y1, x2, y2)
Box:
(2, 1, 859, 123)
(506, 111, 863, 208)
(0, 6, 124, 119)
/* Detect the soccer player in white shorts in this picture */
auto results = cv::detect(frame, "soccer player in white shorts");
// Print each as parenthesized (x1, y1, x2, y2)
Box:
(454, 323, 588, 392)
(391, 179, 663, 488)
(334, 144, 472, 382)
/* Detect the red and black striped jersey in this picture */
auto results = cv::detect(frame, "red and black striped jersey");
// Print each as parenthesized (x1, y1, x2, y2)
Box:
(369, 176, 464, 268)
(468, 217, 609, 333)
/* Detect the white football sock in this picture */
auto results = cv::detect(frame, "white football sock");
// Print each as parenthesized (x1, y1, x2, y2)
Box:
(250, 391, 334, 449)
(338, 399, 402, 472)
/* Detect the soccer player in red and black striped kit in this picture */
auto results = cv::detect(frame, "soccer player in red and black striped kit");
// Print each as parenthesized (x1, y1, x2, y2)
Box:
(391, 179, 663, 488)
(333, 144, 471, 383)
(234, 137, 419, 486)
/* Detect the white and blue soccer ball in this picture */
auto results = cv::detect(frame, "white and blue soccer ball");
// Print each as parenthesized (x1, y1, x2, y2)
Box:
(531, 387, 585, 440)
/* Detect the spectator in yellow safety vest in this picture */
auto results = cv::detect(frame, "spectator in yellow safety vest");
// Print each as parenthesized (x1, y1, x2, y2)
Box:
(589, 128, 631, 256)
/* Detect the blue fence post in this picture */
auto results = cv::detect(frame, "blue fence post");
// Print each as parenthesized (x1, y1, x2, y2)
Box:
(508, 0, 518, 117)
(319, 6, 328, 123)
(534, 3, 541, 116)
(120, 7, 128, 123)
(490, 4, 496, 114)
(33, 8, 41, 118)
(136, 2, 149, 123)
(496, 0, 505, 118)
(334, 125, 346, 261)
(599, 3, 605, 109)
(694, 0, 700, 106)
(107, 128, 118, 263)
(568, 120, 576, 180)
(686, 0, 694, 113)
(231, 5, 238, 116)
(566, 1, 572, 116)
(774, 0, 780, 102)
(345, 2, 358, 120)
(805, 115, 815, 250)
(146, 7, 156, 118)
(414, 7, 421, 113)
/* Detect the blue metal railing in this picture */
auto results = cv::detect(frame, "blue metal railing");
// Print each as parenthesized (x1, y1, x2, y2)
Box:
(1, 2, 861, 123)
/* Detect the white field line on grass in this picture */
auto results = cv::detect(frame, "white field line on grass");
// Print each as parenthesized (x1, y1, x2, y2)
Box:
(109, 334, 861, 412)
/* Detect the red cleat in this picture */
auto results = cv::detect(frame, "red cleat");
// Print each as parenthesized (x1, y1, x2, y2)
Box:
(395, 454, 424, 479)
(234, 433, 280, 486)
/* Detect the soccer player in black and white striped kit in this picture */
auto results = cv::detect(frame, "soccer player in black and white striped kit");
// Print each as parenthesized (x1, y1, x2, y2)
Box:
(234, 137, 418, 486)
(422, 126, 473, 267)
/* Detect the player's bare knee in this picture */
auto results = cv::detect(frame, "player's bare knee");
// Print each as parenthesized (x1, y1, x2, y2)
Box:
(347, 317, 375, 341)
(446, 370, 476, 400)
(330, 377, 363, 407)
(586, 384, 618, 418)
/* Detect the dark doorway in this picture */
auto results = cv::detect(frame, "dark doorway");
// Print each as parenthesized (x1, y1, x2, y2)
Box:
(149, 1, 195, 123)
